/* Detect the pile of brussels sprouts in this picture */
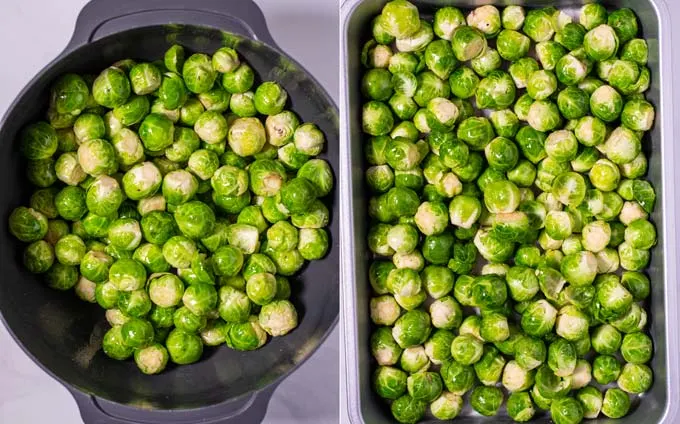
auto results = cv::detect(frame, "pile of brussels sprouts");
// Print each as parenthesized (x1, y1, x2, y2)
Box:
(8, 44, 333, 374)
(363, 2, 656, 423)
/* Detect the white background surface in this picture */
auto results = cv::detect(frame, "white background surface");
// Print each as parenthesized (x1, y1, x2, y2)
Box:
(0, 0, 340, 423)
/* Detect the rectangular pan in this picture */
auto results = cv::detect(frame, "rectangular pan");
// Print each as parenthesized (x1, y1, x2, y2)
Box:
(340, 0, 680, 422)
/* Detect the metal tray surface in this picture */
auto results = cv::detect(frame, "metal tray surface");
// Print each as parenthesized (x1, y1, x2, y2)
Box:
(340, 0, 680, 423)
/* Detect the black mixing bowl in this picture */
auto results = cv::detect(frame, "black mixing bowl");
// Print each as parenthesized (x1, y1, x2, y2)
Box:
(0, 0, 339, 422)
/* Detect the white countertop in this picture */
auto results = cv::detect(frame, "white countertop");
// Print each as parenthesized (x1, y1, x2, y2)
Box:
(0, 1, 339, 423)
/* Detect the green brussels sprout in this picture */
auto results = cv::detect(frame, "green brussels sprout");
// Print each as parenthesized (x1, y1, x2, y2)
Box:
(489, 109, 519, 139)
(470, 386, 503, 416)
(290, 123, 324, 157)
(180, 53, 216, 94)
(121, 162, 163, 202)
(18, 123, 56, 160)
(94, 280, 119, 309)
(138, 211, 175, 246)
(418, 265, 454, 300)
(157, 72, 188, 110)
(161, 235, 196, 268)
(484, 137, 518, 172)
(392, 309, 431, 349)
(225, 117, 266, 157)
(523, 9, 555, 42)
(450, 26, 487, 62)
(450, 334, 483, 365)
(476, 70, 516, 110)
(534, 364, 572, 400)
(128, 63, 161, 96)
(243, 272, 276, 306)
(528, 100, 561, 132)
(621, 38, 648, 66)
(621, 271, 650, 301)
(483, 180, 521, 214)
(73, 275, 97, 303)
(370, 295, 402, 326)
(560, 251, 598, 287)
(374, 366, 408, 400)
(102, 326, 135, 360)
(106, 218, 141, 251)
(51, 73, 89, 114)
(603, 127, 641, 165)
(54, 234, 86, 265)
(107, 258, 146, 292)
(399, 345, 429, 373)
(158, 170, 198, 205)
(496, 29, 530, 61)
(617, 362, 652, 394)
(507, 57, 539, 90)
(583, 24, 620, 62)
(473, 229, 514, 263)
(251, 81, 287, 116)
(425, 40, 458, 80)
(26, 158, 57, 188)
(428, 391, 462, 420)
(263, 112, 298, 148)
(593, 354, 623, 385)
(137, 113, 174, 152)
(190, 111, 228, 146)
(73, 113, 106, 144)
(395, 19, 433, 52)
(93, 67, 130, 108)
(54, 186, 88, 221)
(618, 241, 650, 271)
(132, 243, 170, 273)
(548, 338, 577, 377)
(506, 392, 535, 422)
(362, 68, 394, 101)
(501, 359, 535, 393)
(46, 262, 78, 291)
(366, 165, 394, 193)
(515, 126, 547, 165)
(145, 273, 183, 308)
(407, 371, 443, 402)
(507, 161, 536, 189)
(606, 7, 638, 43)
(447, 67, 478, 100)
(226, 315, 268, 351)
(413, 72, 449, 108)
(621, 99, 655, 132)
(505, 266, 539, 302)
(117, 288, 152, 317)
(513, 336, 546, 372)
(181, 283, 217, 316)
(589, 159, 620, 192)
(110, 128, 144, 167)
(556, 54, 589, 86)
(171, 200, 215, 240)
(555, 87, 589, 120)
(172, 303, 206, 331)
(619, 332, 653, 364)
(389, 94, 418, 121)
(133, 343, 169, 375)
(23, 240, 54, 274)
(186, 149, 219, 180)
(521, 299, 557, 337)
(535, 41, 566, 72)
(514, 245, 541, 268)
(480, 313, 509, 343)
(197, 87, 231, 113)
(371, 327, 403, 366)
(165, 328, 203, 364)
(624, 218, 656, 250)
(120, 317, 154, 349)
(439, 360, 474, 396)
(217, 285, 250, 324)
(470, 48, 501, 77)
(589, 85, 624, 124)
(550, 397, 584, 424)
(428, 296, 462, 331)
(390, 394, 426, 424)
(112, 95, 150, 127)
(220, 62, 255, 94)
(571, 148, 600, 174)
(379, 0, 421, 39)
(77, 138, 118, 177)
(8, 206, 48, 242)
(456, 117, 494, 151)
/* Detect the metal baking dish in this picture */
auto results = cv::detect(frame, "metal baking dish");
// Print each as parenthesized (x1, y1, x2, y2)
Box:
(340, 0, 680, 422)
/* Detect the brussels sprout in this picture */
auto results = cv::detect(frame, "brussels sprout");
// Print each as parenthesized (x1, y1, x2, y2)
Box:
(390, 394, 426, 424)
(406, 371, 443, 403)
(427, 391, 462, 420)
(550, 396, 584, 424)
(105, 218, 141, 251)
(164, 328, 204, 364)
(480, 312, 509, 343)
(469, 48, 501, 78)
(496, 30, 530, 62)
(506, 392, 535, 422)
(397, 345, 428, 373)
(617, 362, 652, 394)
(449, 334, 484, 365)
(127, 62, 161, 96)
(117, 287, 152, 317)
(374, 366, 408, 401)
(132, 343, 169, 375)
(391, 309, 431, 349)
(600, 387, 631, 419)
(450, 26, 487, 62)
(618, 332, 653, 365)
(44, 262, 78, 290)
(618, 241, 649, 271)
(102, 326, 135, 360)
(371, 326, 403, 366)
(602, 127, 641, 166)
(8, 206, 48, 242)
(621, 99, 655, 131)
(73, 113, 106, 144)
(528, 100, 561, 132)
(23, 240, 55, 274)
(547, 338, 577, 377)
(483, 180, 521, 214)
(182, 283, 217, 316)
(243, 272, 276, 306)
(392, 19, 432, 52)
(92, 67, 130, 108)
(370, 295, 402, 326)
(132, 243, 170, 273)
(622, 218, 656, 250)
(77, 138, 118, 177)
(51, 73, 90, 115)
(521, 299, 557, 337)
(502, 360, 535, 393)
(470, 386, 503, 416)
(120, 317, 154, 349)
(476, 70, 516, 110)
(53, 233, 86, 265)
